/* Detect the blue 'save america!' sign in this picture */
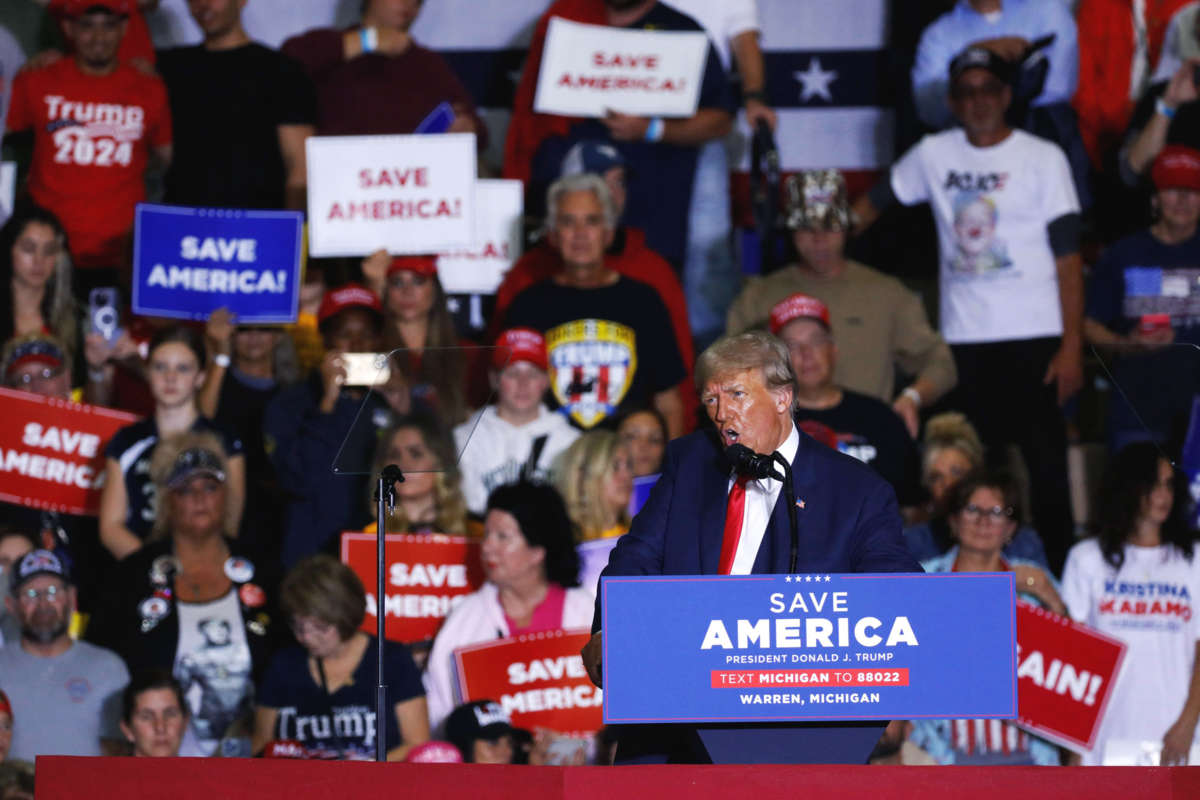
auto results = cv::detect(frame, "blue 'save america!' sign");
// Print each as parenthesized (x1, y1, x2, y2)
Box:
(601, 573, 1016, 724)
(132, 203, 304, 323)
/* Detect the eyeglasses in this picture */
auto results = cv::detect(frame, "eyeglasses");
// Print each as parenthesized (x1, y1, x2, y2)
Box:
(962, 504, 1013, 522)
(17, 584, 65, 603)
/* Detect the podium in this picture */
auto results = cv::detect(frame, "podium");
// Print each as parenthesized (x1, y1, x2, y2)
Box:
(600, 573, 1018, 764)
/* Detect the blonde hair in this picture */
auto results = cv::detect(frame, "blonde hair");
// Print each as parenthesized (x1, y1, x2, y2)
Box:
(922, 412, 985, 474)
(369, 420, 469, 534)
(553, 431, 631, 540)
(148, 430, 237, 539)
(695, 331, 797, 405)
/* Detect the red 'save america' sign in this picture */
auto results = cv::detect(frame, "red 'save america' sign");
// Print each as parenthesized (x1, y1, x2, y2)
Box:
(454, 629, 602, 736)
(0, 388, 139, 515)
(341, 532, 484, 643)
(1015, 601, 1127, 752)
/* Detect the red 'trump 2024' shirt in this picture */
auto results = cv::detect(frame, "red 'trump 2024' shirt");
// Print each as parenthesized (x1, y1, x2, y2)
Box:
(7, 59, 171, 268)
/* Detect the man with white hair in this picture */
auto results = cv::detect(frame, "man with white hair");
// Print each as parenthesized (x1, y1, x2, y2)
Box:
(502, 173, 686, 436)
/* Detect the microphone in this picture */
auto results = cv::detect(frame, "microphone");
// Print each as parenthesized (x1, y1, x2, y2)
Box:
(725, 444, 784, 481)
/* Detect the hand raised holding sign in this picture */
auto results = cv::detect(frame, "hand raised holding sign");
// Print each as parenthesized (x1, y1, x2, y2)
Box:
(361, 248, 392, 296)
(603, 110, 650, 142)
(447, 103, 477, 134)
(205, 307, 237, 359)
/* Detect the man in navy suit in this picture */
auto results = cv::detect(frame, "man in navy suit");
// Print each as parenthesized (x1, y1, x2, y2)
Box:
(582, 331, 921, 760)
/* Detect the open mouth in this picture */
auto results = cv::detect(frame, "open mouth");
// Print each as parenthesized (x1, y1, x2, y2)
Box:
(721, 428, 739, 447)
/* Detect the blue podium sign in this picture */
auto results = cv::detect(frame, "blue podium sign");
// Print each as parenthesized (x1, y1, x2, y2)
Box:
(132, 204, 304, 323)
(601, 573, 1016, 724)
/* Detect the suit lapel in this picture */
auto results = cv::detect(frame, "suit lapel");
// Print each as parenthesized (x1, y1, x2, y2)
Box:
(698, 443, 731, 574)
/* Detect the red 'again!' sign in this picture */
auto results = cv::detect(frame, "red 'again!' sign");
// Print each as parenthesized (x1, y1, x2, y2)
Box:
(0, 388, 139, 515)
(1015, 601, 1127, 752)
(340, 532, 484, 643)
(454, 629, 602, 737)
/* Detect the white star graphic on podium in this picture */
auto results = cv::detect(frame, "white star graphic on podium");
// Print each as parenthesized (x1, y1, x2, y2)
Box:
(794, 57, 837, 103)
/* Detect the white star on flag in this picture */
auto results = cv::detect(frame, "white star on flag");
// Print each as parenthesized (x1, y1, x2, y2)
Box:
(794, 57, 837, 103)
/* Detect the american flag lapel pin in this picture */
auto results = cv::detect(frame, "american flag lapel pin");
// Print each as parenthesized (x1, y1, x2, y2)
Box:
(796, 499, 806, 509)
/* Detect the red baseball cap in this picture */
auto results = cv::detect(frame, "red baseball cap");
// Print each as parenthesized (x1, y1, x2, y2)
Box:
(1152, 145, 1200, 191)
(316, 283, 383, 326)
(64, 0, 133, 17)
(768, 293, 831, 335)
(387, 255, 438, 279)
(493, 327, 548, 371)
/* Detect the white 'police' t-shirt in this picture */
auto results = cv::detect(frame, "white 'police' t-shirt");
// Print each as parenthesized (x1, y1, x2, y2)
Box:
(1061, 539, 1200, 765)
(890, 128, 1079, 345)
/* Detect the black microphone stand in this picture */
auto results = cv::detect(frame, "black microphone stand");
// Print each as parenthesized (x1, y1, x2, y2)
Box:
(772, 452, 799, 573)
(373, 464, 404, 762)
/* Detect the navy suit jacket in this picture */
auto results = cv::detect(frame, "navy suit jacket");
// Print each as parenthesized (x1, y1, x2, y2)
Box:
(593, 428, 922, 631)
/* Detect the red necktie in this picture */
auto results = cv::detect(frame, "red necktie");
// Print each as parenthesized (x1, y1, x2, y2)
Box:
(717, 476, 750, 575)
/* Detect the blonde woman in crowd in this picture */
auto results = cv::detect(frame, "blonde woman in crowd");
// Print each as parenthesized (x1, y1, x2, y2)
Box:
(367, 417, 470, 535)
(554, 431, 634, 541)
(904, 412, 1049, 568)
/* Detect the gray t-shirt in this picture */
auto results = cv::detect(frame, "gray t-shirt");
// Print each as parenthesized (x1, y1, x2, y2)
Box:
(0, 640, 129, 760)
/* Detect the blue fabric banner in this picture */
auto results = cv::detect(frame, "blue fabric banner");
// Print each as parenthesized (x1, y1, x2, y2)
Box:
(132, 203, 304, 323)
(602, 572, 1016, 724)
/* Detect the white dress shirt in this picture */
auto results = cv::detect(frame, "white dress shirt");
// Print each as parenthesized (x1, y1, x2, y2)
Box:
(727, 422, 799, 575)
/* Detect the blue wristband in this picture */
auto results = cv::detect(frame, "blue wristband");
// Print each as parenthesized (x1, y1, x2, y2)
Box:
(644, 117, 665, 143)
(360, 27, 378, 53)
(1156, 97, 1177, 120)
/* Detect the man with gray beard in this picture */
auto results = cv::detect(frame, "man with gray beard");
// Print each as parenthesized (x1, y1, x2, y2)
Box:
(0, 549, 128, 759)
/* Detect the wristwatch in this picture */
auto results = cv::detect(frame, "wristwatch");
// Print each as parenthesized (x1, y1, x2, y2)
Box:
(214, 353, 231, 369)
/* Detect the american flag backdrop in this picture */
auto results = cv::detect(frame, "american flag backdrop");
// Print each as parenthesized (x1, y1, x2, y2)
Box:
(412, 0, 895, 193)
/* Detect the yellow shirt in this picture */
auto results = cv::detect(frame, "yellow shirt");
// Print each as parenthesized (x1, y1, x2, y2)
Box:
(581, 523, 629, 542)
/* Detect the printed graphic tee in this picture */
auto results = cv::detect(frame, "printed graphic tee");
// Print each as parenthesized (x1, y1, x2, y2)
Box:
(1085, 228, 1200, 440)
(502, 277, 685, 430)
(174, 589, 254, 757)
(890, 128, 1079, 344)
(1061, 539, 1200, 765)
(6, 59, 171, 267)
(793, 391, 922, 507)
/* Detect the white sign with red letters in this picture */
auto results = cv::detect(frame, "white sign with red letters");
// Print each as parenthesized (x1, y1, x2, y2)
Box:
(534, 18, 709, 118)
(435, 179, 523, 294)
(306, 133, 477, 257)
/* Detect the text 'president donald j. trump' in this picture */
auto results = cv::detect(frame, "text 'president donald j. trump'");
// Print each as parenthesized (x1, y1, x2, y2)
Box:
(582, 331, 922, 750)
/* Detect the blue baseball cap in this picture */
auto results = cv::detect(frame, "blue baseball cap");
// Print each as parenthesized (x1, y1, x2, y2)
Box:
(560, 140, 625, 178)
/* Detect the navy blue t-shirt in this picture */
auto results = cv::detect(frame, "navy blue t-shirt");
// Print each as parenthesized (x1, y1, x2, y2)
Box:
(258, 637, 424, 759)
(545, 4, 732, 267)
(794, 391, 923, 507)
(1085, 228, 1200, 439)
(103, 416, 243, 539)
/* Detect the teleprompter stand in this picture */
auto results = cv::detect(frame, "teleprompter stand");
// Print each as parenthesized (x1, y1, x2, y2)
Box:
(372, 464, 404, 763)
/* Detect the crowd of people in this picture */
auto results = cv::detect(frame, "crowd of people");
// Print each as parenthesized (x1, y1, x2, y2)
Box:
(1, 0, 1200, 779)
